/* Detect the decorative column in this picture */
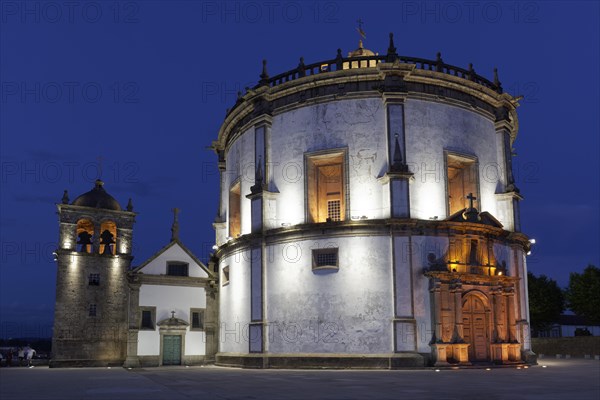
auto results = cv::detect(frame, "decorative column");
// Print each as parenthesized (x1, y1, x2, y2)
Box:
(490, 285, 509, 363)
(379, 100, 413, 218)
(213, 149, 227, 246)
(494, 111, 523, 232)
(493, 286, 505, 342)
(505, 286, 521, 361)
(430, 278, 450, 366)
(450, 281, 469, 364)
(93, 223, 100, 254)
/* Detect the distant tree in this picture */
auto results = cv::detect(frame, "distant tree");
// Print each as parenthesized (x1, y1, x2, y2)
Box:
(527, 272, 565, 334)
(565, 265, 600, 325)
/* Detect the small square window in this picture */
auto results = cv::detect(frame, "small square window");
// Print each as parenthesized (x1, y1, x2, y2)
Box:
(312, 248, 339, 270)
(88, 273, 100, 286)
(89, 304, 97, 317)
(140, 307, 156, 330)
(167, 262, 189, 277)
(190, 308, 205, 331)
(222, 266, 230, 286)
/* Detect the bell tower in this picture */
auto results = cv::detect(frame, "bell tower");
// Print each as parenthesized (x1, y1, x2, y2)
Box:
(50, 179, 136, 367)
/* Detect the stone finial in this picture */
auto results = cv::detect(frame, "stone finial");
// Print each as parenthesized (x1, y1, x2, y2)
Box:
(256, 156, 263, 184)
(493, 67, 503, 94)
(468, 63, 476, 81)
(126, 198, 134, 212)
(250, 156, 266, 194)
(393, 134, 403, 166)
(259, 59, 269, 86)
(386, 32, 398, 62)
(61, 190, 69, 204)
(171, 207, 180, 241)
(298, 57, 306, 77)
(335, 48, 343, 70)
(391, 134, 408, 173)
(436, 52, 444, 72)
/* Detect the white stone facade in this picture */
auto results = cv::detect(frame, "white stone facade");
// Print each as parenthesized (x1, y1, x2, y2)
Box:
(213, 44, 533, 368)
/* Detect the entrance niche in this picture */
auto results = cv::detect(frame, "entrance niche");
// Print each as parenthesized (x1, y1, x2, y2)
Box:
(76, 219, 94, 253)
(462, 292, 490, 362)
(99, 221, 117, 255)
(157, 312, 189, 366)
(162, 335, 182, 365)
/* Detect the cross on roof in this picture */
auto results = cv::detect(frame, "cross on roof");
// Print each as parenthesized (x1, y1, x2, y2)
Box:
(171, 310, 175, 319)
(466, 192, 477, 209)
(96, 155, 104, 179)
(356, 18, 366, 39)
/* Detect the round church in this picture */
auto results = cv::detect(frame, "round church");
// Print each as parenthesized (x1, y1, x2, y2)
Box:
(211, 34, 534, 368)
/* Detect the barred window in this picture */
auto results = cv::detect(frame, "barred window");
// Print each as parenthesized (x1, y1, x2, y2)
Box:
(167, 262, 189, 277)
(306, 151, 346, 223)
(327, 200, 341, 221)
(88, 273, 100, 286)
(312, 248, 339, 270)
(88, 304, 97, 317)
(190, 308, 205, 331)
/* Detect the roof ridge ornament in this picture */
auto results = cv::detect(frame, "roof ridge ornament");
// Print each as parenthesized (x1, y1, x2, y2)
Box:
(493, 67, 503, 93)
(259, 59, 269, 86)
(171, 207, 180, 241)
(436, 52, 444, 72)
(386, 32, 398, 62)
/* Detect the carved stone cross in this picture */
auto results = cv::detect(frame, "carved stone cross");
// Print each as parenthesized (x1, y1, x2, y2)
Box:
(466, 193, 477, 209)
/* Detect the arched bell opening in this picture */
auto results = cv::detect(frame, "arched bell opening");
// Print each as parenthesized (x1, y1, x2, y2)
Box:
(99, 221, 117, 255)
(76, 219, 94, 253)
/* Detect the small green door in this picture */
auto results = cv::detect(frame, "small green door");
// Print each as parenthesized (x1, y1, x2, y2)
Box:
(162, 335, 182, 365)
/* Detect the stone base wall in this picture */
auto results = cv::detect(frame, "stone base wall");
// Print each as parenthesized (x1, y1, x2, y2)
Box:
(215, 353, 427, 369)
(532, 337, 600, 357)
(136, 355, 207, 367)
(49, 358, 125, 368)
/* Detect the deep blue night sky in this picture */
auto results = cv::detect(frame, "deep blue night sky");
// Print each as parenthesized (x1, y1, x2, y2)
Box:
(1, 1, 598, 338)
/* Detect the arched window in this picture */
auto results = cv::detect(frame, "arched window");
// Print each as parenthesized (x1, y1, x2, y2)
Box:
(76, 219, 94, 253)
(99, 221, 117, 255)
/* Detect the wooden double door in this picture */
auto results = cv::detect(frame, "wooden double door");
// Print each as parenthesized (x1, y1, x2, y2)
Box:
(462, 294, 489, 361)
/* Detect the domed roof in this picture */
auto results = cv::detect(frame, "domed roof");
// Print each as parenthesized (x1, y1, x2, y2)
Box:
(72, 180, 122, 211)
(348, 40, 376, 57)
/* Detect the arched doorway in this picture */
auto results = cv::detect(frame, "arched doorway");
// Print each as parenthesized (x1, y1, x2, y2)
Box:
(462, 293, 489, 361)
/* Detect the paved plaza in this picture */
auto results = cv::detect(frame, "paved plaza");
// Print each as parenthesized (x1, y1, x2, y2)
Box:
(0, 359, 598, 399)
